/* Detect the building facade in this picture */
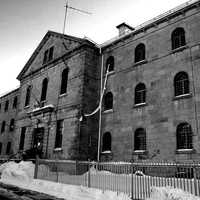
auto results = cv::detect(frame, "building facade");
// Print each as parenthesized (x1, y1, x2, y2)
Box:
(1, 0, 200, 162)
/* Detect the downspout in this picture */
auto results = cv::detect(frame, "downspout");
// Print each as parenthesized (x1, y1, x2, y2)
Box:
(97, 48, 104, 162)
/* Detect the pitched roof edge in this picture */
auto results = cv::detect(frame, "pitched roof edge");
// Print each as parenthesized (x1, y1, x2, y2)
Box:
(0, 87, 20, 99)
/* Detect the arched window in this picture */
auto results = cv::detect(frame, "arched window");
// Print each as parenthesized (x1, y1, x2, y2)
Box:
(135, 43, 145, 63)
(41, 78, 48, 102)
(13, 96, 18, 109)
(1, 121, 6, 133)
(176, 122, 193, 149)
(135, 83, 146, 104)
(106, 56, 114, 72)
(19, 127, 26, 151)
(174, 72, 189, 96)
(102, 132, 111, 152)
(171, 27, 186, 50)
(104, 92, 113, 111)
(134, 128, 146, 151)
(60, 68, 69, 95)
(0, 143, 2, 154)
(25, 86, 31, 106)
(9, 119, 15, 132)
(4, 100, 9, 112)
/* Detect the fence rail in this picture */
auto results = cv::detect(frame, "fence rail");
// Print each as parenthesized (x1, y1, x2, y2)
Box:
(34, 159, 200, 199)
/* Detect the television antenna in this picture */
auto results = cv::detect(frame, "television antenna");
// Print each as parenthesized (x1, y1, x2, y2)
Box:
(63, 0, 92, 35)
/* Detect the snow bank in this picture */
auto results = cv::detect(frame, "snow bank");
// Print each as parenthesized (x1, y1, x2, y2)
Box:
(147, 187, 200, 200)
(0, 161, 34, 183)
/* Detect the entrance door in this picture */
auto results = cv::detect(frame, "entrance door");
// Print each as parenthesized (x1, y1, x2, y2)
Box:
(32, 127, 44, 156)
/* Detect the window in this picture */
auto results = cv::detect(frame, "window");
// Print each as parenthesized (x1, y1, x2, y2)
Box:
(40, 78, 48, 102)
(43, 46, 54, 64)
(104, 92, 113, 111)
(13, 96, 18, 109)
(6, 142, 11, 155)
(0, 103, 1, 112)
(171, 28, 186, 50)
(60, 68, 69, 95)
(106, 56, 114, 72)
(9, 119, 15, 132)
(0, 143, 2, 154)
(135, 43, 145, 63)
(55, 120, 64, 148)
(134, 128, 146, 151)
(176, 123, 193, 149)
(102, 132, 111, 152)
(1, 121, 6, 133)
(4, 100, 9, 112)
(135, 83, 146, 105)
(174, 72, 189, 97)
(19, 127, 26, 150)
(25, 86, 31, 106)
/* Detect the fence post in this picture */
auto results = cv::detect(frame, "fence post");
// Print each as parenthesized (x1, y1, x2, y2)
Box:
(131, 159, 134, 200)
(87, 159, 91, 188)
(34, 155, 39, 179)
(193, 166, 198, 196)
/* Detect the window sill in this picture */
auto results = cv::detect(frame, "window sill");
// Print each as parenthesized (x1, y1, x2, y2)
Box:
(107, 71, 115, 76)
(133, 102, 147, 108)
(24, 105, 30, 109)
(171, 45, 187, 54)
(101, 150, 112, 154)
(133, 59, 147, 67)
(53, 148, 63, 153)
(133, 150, 147, 155)
(173, 93, 192, 101)
(103, 109, 113, 114)
(176, 149, 195, 154)
(59, 93, 68, 98)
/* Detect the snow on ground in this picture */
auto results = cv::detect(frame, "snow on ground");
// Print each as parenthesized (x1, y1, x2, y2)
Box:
(0, 161, 131, 200)
(146, 187, 200, 200)
(0, 161, 199, 200)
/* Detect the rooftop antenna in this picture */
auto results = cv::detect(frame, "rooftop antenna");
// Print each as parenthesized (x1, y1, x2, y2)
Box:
(63, 0, 92, 35)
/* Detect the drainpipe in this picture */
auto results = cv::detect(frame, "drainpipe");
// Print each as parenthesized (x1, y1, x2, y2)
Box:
(97, 48, 104, 162)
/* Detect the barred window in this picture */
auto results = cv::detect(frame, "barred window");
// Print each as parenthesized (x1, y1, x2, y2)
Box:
(41, 78, 48, 102)
(104, 92, 113, 111)
(4, 100, 9, 112)
(19, 127, 26, 150)
(135, 83, 146, 104)
(102, 132, 111, 152)
(55, 120, 64, 148)
(106, 56, 114, 72)
(1, 121, 6, 133)
(6, 142, 11, 155)
(0, 143, 2, 154)
(135, 43, 145, 63)
(25, 86, 31, 106)
(9, 119, 15, 132)
(60, 68, 69, 95)
(174, 72, 189, 96)
(177, 123, 193, 149)
(134, 128, 146, 151)
(13, 96, 18, 109)
(171, 28, 186, 50)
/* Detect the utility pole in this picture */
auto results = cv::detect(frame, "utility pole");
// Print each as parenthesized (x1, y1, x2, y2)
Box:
(62, 0, 92, 35)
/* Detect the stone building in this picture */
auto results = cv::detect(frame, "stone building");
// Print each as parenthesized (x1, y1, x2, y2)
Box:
(0, 88, 19, 157)
(1, 0, 200, 162)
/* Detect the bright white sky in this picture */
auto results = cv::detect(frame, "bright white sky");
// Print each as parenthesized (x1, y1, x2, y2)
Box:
(0, 0, 189, 95)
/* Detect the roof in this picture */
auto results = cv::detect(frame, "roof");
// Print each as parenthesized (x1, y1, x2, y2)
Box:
(0, 87, 19, 99)
(17, 31, 98, 80)
(101, 0, 200, 48)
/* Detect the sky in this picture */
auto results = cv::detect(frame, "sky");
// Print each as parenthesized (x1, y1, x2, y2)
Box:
(0, 0, 189, 95)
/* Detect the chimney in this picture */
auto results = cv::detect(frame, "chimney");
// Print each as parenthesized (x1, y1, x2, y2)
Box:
(116, 22, 134, 36)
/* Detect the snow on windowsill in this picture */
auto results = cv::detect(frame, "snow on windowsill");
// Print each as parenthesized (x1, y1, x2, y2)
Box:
(32, 104, 55, 112)
(133, 102, 147, 108)
(53, 148, 63, 152)
(173, 93, 192, 100)
(176, 149, 195, 154)
(103, 109, 113, 114)
(101, 150, 112, 154)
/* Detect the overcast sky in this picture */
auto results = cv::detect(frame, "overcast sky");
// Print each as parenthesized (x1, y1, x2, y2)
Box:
(0, 0, 189, 95)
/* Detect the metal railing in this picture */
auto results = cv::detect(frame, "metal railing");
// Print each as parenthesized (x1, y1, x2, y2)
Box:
(34, 159, 200, 199)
